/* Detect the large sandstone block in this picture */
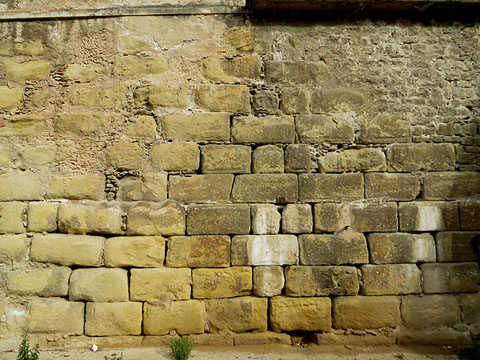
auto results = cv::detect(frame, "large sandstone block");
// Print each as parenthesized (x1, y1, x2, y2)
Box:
(232, 174, 298, 203)
(54, 113, 109, 135)
(320, 148, 386, 173)
(253, 90, 279, 114)
(85, 302, 142, 336)
(0, 202, 25, 234)
(361, 264, 421, 295)
(424, 172, 480, 200)
(167, 235, 230, 268)
(368, 233, 436, 264)
(460, 292, 480, 324)
(107, 142, 143, 170)
(151, 142, 200, 171)
(0, 171, 45, 201)
(187, 204, 250, 235)
(0, 86, 23, 109)
(253, 266, 284, 297)
(114, 56, 168, 78)
(196, 84, 250, 113)
(299, 232, 368, 265)
(234, 332, 291, 346)
(0, 234, 29, 263)
(285, 144, 312, 173)
(333, 296, 401, 329)
(118, 172, 167, 201)
(203, 55, 261, 82)
(63, 64, 104, 82)
(126, 201, 185, 236)
(252, 145, 284, 173)
(5, 59, 52, 83)
(251, 204, 281, 235)
(421, 262, 480, 293)
(358, 114, 410, 143)
(127, 115, 157, 140)
(399, 202, 459, 231)
(8, 266, 71, 296)
(141, 86, 188, 109)
(0, 114, 45, 137)
(193, 267, 252, 298)
(130, 268, 191, 301)
(163, 113, 230, 142)
(365, 173, 420, 201)
(31, 234, 104, 266)
(280, 87, 309, 114)
(296, 114, 355, 144)
(231, 235, 298, 266)
(104, 236, 165, 267)
(282, 204, 313, 234)
(264, 61, 328, 84)
(285, 266, 359, 296)
(169, 174, 234, 203)
(58, 203, 123, 235)
(397, 328, 471, 346)
(69, 268, 129, 302)
(310, 88, 366, 113)
(232, 116, 295, 144)
(401, 295, 461, 330)
(201, 145, 251, 174)
(207, 297, 267, 332)
(21, 144, 58, 168)
(436, 232, 480, 262)
(460, 202, 480, 230)
(387, 144, 455, 171)
(313, 203, 346, 233)
(27, 202, 57, 232)
(269, 297, 331, 332)
(299, 173, 363, 201)
(68, 85, 126, 109)
(315, 332, 396, 346)
(29, 299, 84, 335)
(348, 203, 398, 232)
(144, 301, 205, 335)
(48, 174, 105, 200)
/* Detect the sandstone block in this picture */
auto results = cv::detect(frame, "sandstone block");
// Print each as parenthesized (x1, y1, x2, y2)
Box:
(0, 171, 45, 201)
(369, 233, 436, 264)
(280, 87, 309, 114)
(118, 36, 152, 53)
(107, 142, 143, 170)
(207, 297, 268, 332)
(0, 202, 25, 234)
(299, 173, 363, 201)
(310, 88, 366, 113)
(8, 266, 71, 296)
(69, 268, 129, 302)
(5, 59, 52, 83)
(130, 268, 191, 302)
(27, 202, 57, 232)
(63, 64, 104, 82)
(196, 85, 250, 113)
(401, 295, 461, 329)
(397, 328, 470, 346)
(399, 202, 459, 231)
(54, 113, 109, 135)
(436, 232, 479, 262)
(85, 302, 142, 336)
(252, 145, 284, 173)
(299, 232, 368, 265)
(358, 114, 410, 143)
(333, 296, 401, 329)
(285, 144, 312, 173)
(460, 292, 480, 324)
(163, 113, 230, 142)
(169, 174, 233, 203)
(285, 266, 359, 296)
(234, 332, 291, 345)
(269, 296, 331, 332)
(253, 90, 279, 114)
(232, 235, 298, 266)
(58, 203, 123, 235)
(315, 332, 396, 346)
(0, 114, 45, 136)
(114, 56, 168, 78)
(0, 86, 23, 109)
(320, 148, 386, 173)
(22, 144, 57, 167)
(127, 116, 157, 140)
(126, 201, 185, 236)
(201, 145, 251, 174)
(251, 204, 281, 235)
(313, 203, 343, 233)
(193, 267, 252, 298)
(264, 61, 328, 85)
(421, 262, 480, 293)
(203, 56, 261, 82)
(29, 299, 84, 335)
(148, 87, 188, 109)
(387, 144, 455, 171)
(297, 114, 355, 144)
(460, 202, 480, 230)
(48, 174, 105, 200)
(282, 204, 313, 234)
(222, 27, 253, 52)
(0, 149, 11, 167)
(151, 142, 199, 171)
(232, 116, 295, 144)
(144, 301, 205, 335)
(104, 236, 165, 268)
(0, 234, 29, 263)
(31, 233, 104, 266)
(167, 235, 230, 268)
(365, 173, 420, 201)
(68, 85, 126, 108)
(118, 172, 167, 201)
(187, 204, 250, 235)
(424, 172, 480, 200)
(348, 202, 398, 232)
(253, 266, 284, 297)
(232, 174, 298, 203)
(361, 264, 421, 295)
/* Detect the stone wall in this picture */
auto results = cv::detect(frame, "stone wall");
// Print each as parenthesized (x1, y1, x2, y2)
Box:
(0, 4, 479, 348)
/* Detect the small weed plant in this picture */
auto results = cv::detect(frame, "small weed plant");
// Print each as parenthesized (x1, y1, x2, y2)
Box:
(170, 336, 194, 360)
(104, 353, 123, 360)
(459, 333, 480, 360)
(17, 334, 40, 360)
(394, 353, 404, 360)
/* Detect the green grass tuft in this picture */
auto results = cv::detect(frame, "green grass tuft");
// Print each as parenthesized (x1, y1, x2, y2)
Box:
(17, 334, 40, 360)
(170, 336, 194, 360)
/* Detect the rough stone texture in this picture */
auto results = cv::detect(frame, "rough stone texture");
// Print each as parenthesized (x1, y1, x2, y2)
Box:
(48, 174, 105, 200)
(397, 328, 471, 346)
(207, 297, 268, 332)
(348, 203, 398, 232)
(107, 142, 143, 170)
(299, 173, 364, 201)
(310, 88, 366, 113)
(0, 234, 29, 263)
(27, 202, 57, 232)
(68, 85, 126, 109)
(296, 114, 355, 144)
(169, 174, 234, 203)
(126, 201, 185, 236)
(63, 64, 104, 82)
(421, 262, 480, 293)
(196, 85, 250, 113)
(1, 114, 45, 137)
(144, 301, 205, 335)
(280, 87, 308, 114)
(232, 116, 295, 144)
(282, 204, 313, 234)
(118, 172, 167, 201)
(387, 144, 455, 172)
(361, 264, 422, 295)
(234, 332, 291, 345)
(0, 202, 25, 234)
(436, 232, 480, 262)
(147, 87, 188, 108)
(333, 296, 401, 329)
(320, 148, 386, 173)
(399, 202, 459, 231)
(167, 235, 230, 268)
(104, 236, 165, 267)
(253, 266, 284, 297)
(460, 202, 480, 230)
(424, 172, 480, 200)
(285, 144, 312, 173)
(401, 295, 461, 330)
(114, 56, 168, 78)
(365, 173, 420, 201)
(58, 203, 124, 235)
(313, 203, 345, 233)
(232, 174, 298, 203)
(0, 171, 45, 201)
(29, 299, 84, 335)
(54, 113, 108, 135)
(163, 113, 230, 142)
(0, 86, 23, 109)
(264, 61, 328, 85)
(253, 90, 279, 114)
(460, 292, 480, 324)
(231, 235, 298, 266)
(5, 59, 52, 83)
(269, 297, 331, 332)
(130, 268, 191, 301)
(127, 115, 157, 140)
(358, 114, 410, 143)
(285, 266, 359, 296)
(8, 266, 71, 296)
(85, 302, 142, 336)
(315, 332, 396, 346)
(252, 145, 284, 173)
(69, 268, 129, 302)
(187, 204, 250, 235)
(201, 145, 251, 174)
(251, 204, 281, 235)
(193, 267, 252, 298)
(368, 233, 436, 264)
(151, 142, 200, 171)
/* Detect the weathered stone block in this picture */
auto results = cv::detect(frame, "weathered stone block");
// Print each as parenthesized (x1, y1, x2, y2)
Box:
(148, 87, 188, 109)
(114, 56, 168, 78)
(365, 173, 420, 201)
(0, 114, 45, 136)
(69, 268, 129, 302)
(31, 234, 104, 267)
(399, 202, 459, 231)
(0, 171, 45, 201)
(369, 233, 436, 264)
(58, 203, 123, 235)
(424, 172, 480, 200)
(253, 90, 279, 114)
(85, 302, 142, 336)
(285, 144, 312, 173)
(27, 202, 57, 232)
(48, 174, 105, 200)
(193, 267, 252, 298)
(118, 172, 167, 201)
(402, 295, 461, 330)
(196, 85, 250, 113)
(187, 204, 250, 235)
(313, 203, 343, 233)
(201, 145, 251, 174)
(0, 149, 11, 167)
(22, 144, 57, 167)
(144, 301, 205, 335)
(299, 173, 363, 201)
(63, 64, 104, 82)
(387, 144, 455, 171)
(397, 328, 471, 346)
(264, 61, 328, 85)
(203, 56, 261, 82)
(234, 332, 291, 345)
(130, 268, 191, 302)
(460, 292, 480, 324)
(310, 88, 366, 113)
(167, 235, 230, 268)
(460, 202, 480, 230)
(151, 142, 199, 171)
(361, 264, 421, 295)
(269, 297, 331, 332)
(296, 114, 355, 144)
(282, 204, 313, 234)
(232, 174, 298, 203)
(349, 203, 398, 232)
(232, 116, 295, 144)
(126, 201, 185, 236)
(0, 234, 29, 263)
(5, 59, 52, 83)
(207, 297, 268, 332)
(127, 115, 157, 140)
(232, 235, 298, 266)
(253, 266, 284, 297)
(0, 202, 25, 234)
(68, 85, 126, 109)
(320, 148, 386, 173)
(118, 36, 152, 53)
(104, 236, 165, 268)
(280, 87, 308, 114)
(251, 204, 281, 235)
(333, 296, 401, 329)
(8, 266, 71, 296)
(163, 113, 230, 142)
(252, 145, 284, 173)
(0, 86, 23, 109)
(222, 27, 253, 52)
(421, 262, 480, 293)
(107, 142, 143, 170)
(54, 113, 109, 135)
(169, 174, 233, 203)
(29, 299, 84, 335)
(299, 232, 368, 265)
(285, 266, 359, 296)
(358, 114, 410, 143)
(315, 332, 396, 346)
(436, 232, 479, 262)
